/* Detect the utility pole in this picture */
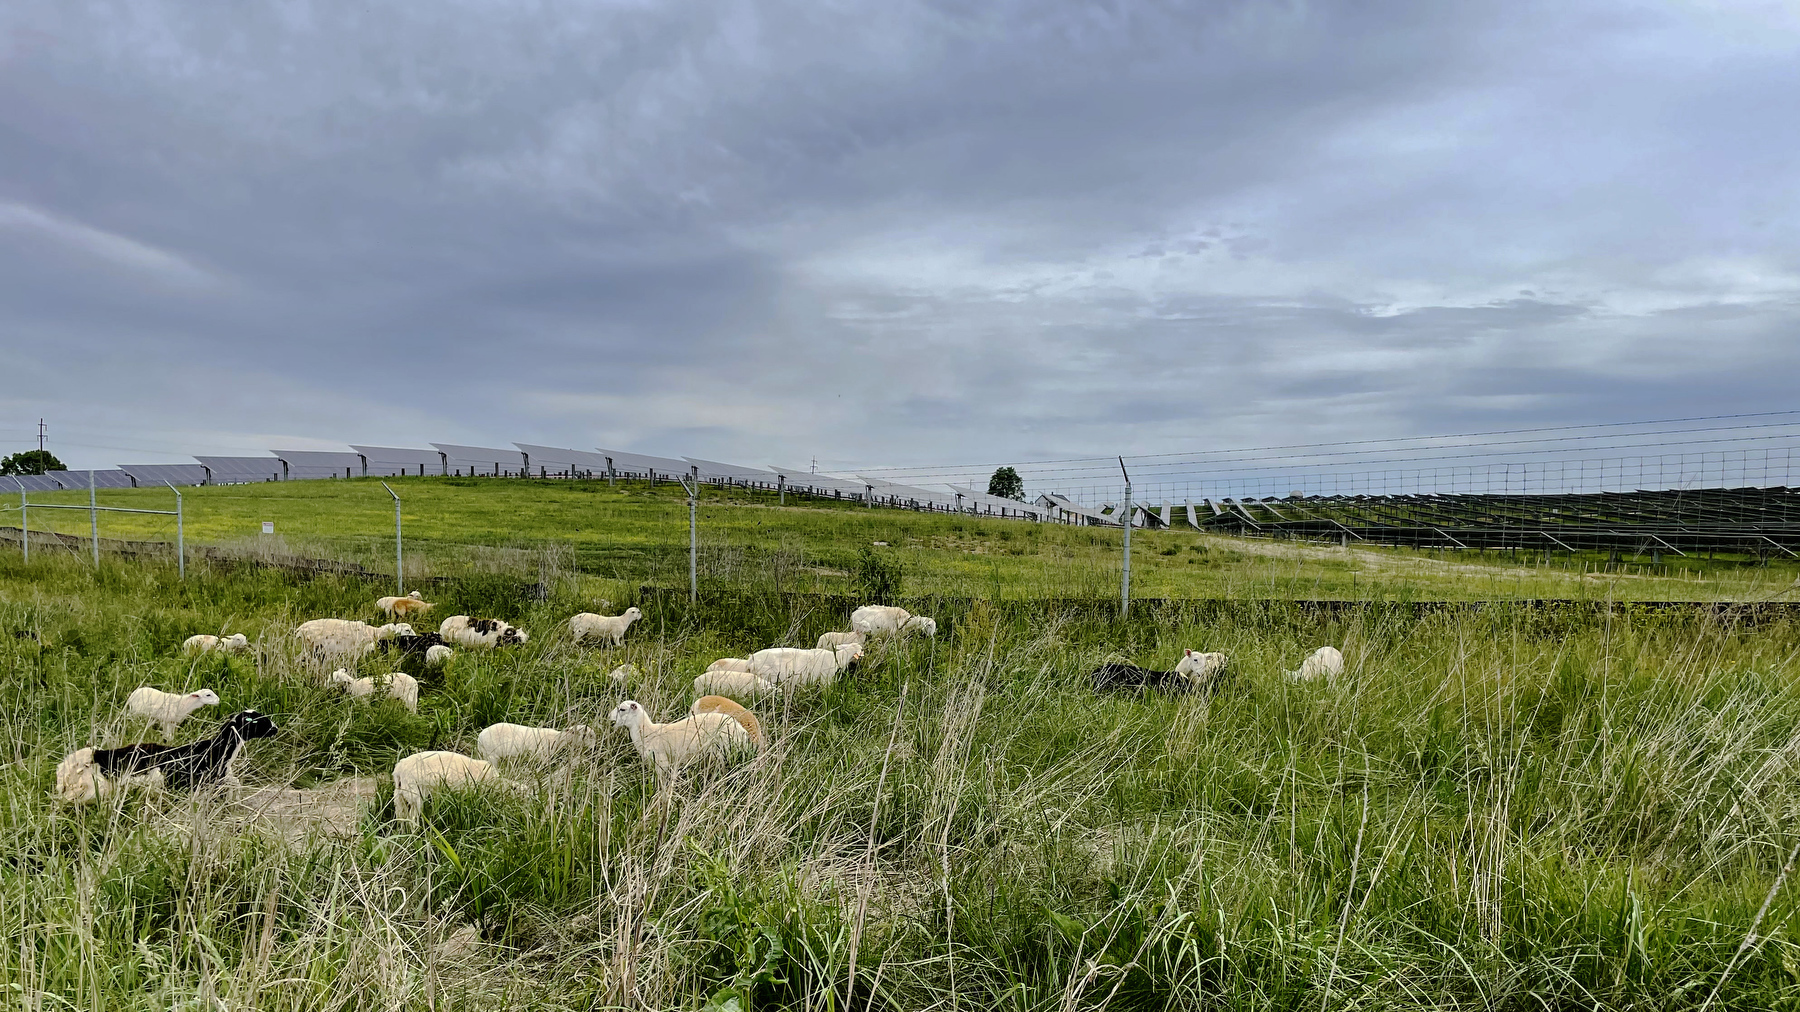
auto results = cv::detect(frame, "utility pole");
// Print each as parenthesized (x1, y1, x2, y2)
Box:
(382, 482, 403, 596)
(1119, 457, 1132, 619)
(38, 419, 46, 453)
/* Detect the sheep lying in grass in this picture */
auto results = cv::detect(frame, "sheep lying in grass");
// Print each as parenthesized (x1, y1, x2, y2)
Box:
(439, 615, 529, 649)
(816, 630, 865, 650)
(1088, 662, 1216, 695)
(329, 669, 420, 712)
(377, 591, 435, 617)
(691, 695, 765, 749)
(1289, 646, 1344, 682)
(56, 710, 278, 804)
(693, 669, 779, 701)
(475, 722, 597, 763)
(425, 644, 455, 669)
(569, 607, 643, 646)
(126, 687, 220, 739)
(1174, 650, 1231, 688)
(295, 619, 411, 661)
(182, 633, 249, 656)
(377, 630, 449, 657)
(749, 644, 863, 688)
(392, 750, 527, 825)
(609, 700, 749, 779)
(850, 605, 936, 638)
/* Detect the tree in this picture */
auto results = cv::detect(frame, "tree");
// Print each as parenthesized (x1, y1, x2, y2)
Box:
(0, 449, 65, 476)
(987, 466, 1025, 501)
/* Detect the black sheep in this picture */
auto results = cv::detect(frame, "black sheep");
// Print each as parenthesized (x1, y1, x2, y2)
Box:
(377, 631, 449, 655)
(56, 710, 279, 803)
(1089, 662, 1202, 695)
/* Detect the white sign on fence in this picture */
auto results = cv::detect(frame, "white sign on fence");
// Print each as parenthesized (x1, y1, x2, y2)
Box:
(262, 521, 274, 534)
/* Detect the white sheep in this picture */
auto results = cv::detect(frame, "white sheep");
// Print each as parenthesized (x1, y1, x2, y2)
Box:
(329, 669, 420, 712)
(181, 633, 250, 656)
(815, 630, 865, 650)
(706, 657, 753, 673)
(609, 700, 749, 779)
(392, 750, 527, 825)
(425, 644, 455, 668)
(693, 669, 779, 701)
(691, 695, 765, 749)
(850, 605, 937, 638)
(475, 722, 597, 763)
(569, 607, 644, 646)
(377, 591, 435, 617)
(439, 615, 529, 649)
(1290, 646, 1345, 682)
(295, 618, 383, 660)
(1174, 649, 1230, 687)
(125, 686, 221, 739)
(748, 644, 863, 688)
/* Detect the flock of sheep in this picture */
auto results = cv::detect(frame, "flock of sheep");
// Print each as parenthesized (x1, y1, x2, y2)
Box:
(50, 590, 1345, 821)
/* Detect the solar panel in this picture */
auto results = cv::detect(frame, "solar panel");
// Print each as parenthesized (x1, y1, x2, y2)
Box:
(119, 463, 209, 487)
(431, 443, 526, 476)
(46, 470, 138, 490)
(513, 443, 610, 477)
(945, 483, 1048, 518)
(595, 448, 694, 479)
(271, 449, 365, 480)
(684, 457, 780, 483)
(195, 456, 285, 484)
(768, 466, 867, 495)
(860, 476, 957, 507)
(5, 474, 63, 493)
(350, 445, 444, 477)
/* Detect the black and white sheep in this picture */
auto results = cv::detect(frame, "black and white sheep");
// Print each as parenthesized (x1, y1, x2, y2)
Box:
(55, 709, 279, 804)
(439, 615, 529, 649)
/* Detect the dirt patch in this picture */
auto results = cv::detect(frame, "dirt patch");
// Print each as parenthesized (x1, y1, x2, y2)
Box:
(225, 777, 380, 845)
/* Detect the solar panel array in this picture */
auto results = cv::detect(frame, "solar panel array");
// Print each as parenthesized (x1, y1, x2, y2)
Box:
(432, 444, 526, 477)
(195, 456, 285, 484)
(272, 449, 365, 480)
(45, 470, 138, 490)
(351, 445, 444, 477)
(120, 463, 209, 486)
(514, 444, 610, 477)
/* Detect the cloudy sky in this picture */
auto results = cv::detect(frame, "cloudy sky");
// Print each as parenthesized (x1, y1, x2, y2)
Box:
(2, 0, 1797, 480)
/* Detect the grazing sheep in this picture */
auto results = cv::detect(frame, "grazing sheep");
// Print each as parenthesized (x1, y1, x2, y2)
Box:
(329, 669, 420, 712)
(691, 695, 765, 749)
(706, 657, 753, 673)
(850, 605, 938, 638)
(748, 644, 863, 688)
(1290, 646, 1344, 682)
(609, 700, 749, 779)
(425, 644, 455, 669)
(1174, 650, 1231, 688)
(815, 630, 865, 650)
(692, 669, 779, 701)
(378, 591, 435, 617)
(56, 710, 279, 804)
(377, 630, 449, 657)
(392, 750, 527, 825)
(439, 615, 529, 649)
(569, 607, 643, 646)
(475, 722, 597, 763)
(182, 633, 250, 656)
(295, 619, 384, 660)
(1089, 662, 1204, 695)
(125, 687, 221, 739)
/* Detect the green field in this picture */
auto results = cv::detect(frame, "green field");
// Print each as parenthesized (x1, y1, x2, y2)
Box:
(5, 480, 1800, 1009)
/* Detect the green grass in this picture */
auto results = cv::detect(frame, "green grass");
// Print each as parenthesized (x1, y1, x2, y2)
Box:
(3, 481, 1800, 1008)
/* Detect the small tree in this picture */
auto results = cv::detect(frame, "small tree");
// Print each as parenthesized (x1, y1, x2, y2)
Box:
(855, 546, 903, 603)
(0, 449, 65, 476)
(987, 466, 1025, 501)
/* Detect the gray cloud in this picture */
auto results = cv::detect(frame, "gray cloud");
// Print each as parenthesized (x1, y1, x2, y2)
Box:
(1, 0, 1797, 476)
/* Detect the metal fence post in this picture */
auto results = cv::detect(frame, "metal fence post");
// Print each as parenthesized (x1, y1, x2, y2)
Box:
(12, 478, 24, 563)
(89, 470, 99, 567)
(1119, 457, 1132, 619)
(382, 482, 402, 596)
(679, 474, 698, 604)
(165, 482, 184, 580)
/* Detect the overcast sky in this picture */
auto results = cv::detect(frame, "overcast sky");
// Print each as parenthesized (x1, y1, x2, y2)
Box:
(2, 0, 1797, 476)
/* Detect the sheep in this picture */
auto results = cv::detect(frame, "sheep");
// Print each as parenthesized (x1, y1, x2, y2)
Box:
(56, 710, 279, 804)
(850, 605, 937, 638)
(425, 644, 456, 668)
(748, 644, 863, 688)
(609, 700, 749, 779)
(475, 722, 597, 763)
(692, 669, 779, 701)
(1290, 646, 1344, 682)
(691, 695, 765, 749)
(125, 687, 221, 739)
(295, 618, 384, 660)
(377, 590, 435, 617)
(706, 657, 753, 673)
(392, 750, 527, 825)
(181, 633, 250, 656)
(1174, 649, 1231, 688)
(439, 615, 529, 650)
(376, 630, 449, 657)
(569, 607, 643, 646)
(329, 669, 420, 712)
(1089, 662, 1206, 695)
(815, 630, 865, 650)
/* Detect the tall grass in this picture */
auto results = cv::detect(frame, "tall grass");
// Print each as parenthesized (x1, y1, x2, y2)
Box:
(3, 540, 1800, 1007)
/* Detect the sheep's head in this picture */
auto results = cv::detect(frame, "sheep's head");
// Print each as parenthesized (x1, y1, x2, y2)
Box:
(329, 669, 354, 685)
(835, 643, 865, 669)
(909, 616, 938, 637)
(424, 645, 454, 667)
(225, 709, 279, 740)
(190, 689, 221, 706)
(622, 607, 643, 623)
(609, 701, 645, 729)
(499, 626, 529, 645)
(223, 633, 250, 649)
(408, 590, 423, 600)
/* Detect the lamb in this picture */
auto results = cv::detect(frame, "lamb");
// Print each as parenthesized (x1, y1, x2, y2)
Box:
(815, 630, 865, 650)
(475, 722, 598, 763)
(56, 709, 279, 804)
(1290, 646, 1345, 682)
(439, 615, 529, 649)
(569, 607, 643, 646)
(850, 605, 937, 638)
(1174, 649, 1231, 688)
(125, 686, 221, 738)
(329, 669, 420, 712)
(377, 590, 435, 617)
(748, 644, 863, 688)
(609, 700, 750, 779)
(1089, 662, 1207, 695)
(692, 669, 779, 701)
(181, 633, 250, 656)
(425, 644, 456, 668)
(392, 750, 527, 825)
(706, 657, 753, 673)
(691, 695, 766, 749)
